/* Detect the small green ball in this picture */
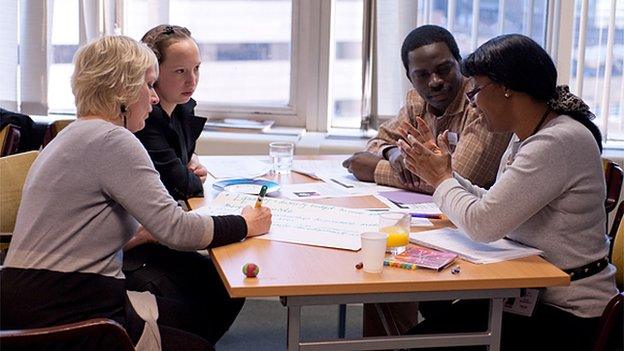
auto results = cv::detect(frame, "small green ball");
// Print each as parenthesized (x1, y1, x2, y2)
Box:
(242, 263, 259, 278)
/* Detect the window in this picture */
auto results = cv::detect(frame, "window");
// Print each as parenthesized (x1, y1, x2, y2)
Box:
(375, 0, 549, 118)
(125, 0, 292, 108)
(49, 0, 79, 113)
(5, 0, 624, 146)
(330, 0, 363, 129)
(568, 0, 624, 145)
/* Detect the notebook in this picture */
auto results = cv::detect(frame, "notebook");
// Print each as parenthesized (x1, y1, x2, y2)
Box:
(384, 244, 458, 271)
(409, 228, 543, 264)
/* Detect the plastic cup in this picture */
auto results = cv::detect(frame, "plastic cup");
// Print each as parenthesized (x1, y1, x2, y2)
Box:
(360, 232, 389, 273)
(269, 142, 294, 174)
(379, 212, 410, 255)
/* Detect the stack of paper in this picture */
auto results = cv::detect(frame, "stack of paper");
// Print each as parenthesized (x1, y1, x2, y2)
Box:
(205, 157, 272, 179)
(409, 228, 543, 264)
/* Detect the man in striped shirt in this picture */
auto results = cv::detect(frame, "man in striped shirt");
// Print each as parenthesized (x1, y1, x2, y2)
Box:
(343, 25, 510, 194)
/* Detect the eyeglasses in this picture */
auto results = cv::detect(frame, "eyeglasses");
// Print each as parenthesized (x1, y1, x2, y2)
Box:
(466, 82, 494, 103)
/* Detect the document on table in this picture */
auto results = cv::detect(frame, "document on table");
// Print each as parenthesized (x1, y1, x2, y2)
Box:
(193, 192, 379, 250)
(376, 191, 442, 216)
(409, 228, 543, 264)
(205, 157, 272, 179)
(279, 182, 352, 199)
(291, 159, 398, 195)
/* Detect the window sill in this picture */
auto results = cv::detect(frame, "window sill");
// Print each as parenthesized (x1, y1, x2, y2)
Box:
(196, 128, 368, 156)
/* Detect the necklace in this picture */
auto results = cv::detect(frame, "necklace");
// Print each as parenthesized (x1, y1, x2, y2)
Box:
(506, 107, 553, 166)
(528, 107, 552, 138)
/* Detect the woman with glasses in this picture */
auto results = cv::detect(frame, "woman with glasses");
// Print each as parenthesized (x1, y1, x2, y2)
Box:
(398, 34, 617, 350)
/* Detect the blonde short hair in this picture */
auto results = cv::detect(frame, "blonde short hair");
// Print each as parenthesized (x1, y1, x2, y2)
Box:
(71, 35, 158, 118)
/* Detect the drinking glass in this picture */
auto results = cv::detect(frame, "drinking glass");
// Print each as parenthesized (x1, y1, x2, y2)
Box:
(269, 142, 294, 174)
(379, 212, 410, 255)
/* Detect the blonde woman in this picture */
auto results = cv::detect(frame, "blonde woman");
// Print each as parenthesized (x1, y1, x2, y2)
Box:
(0, 35, 271, 351)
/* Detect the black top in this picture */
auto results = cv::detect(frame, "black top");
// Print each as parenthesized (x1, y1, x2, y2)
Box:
(134, 99, 207, 200)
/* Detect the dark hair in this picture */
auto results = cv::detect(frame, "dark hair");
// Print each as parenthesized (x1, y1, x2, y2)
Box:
(401, 25, 461, 79)
(461, 34, 602, 151)
(141, 25, 193, 63)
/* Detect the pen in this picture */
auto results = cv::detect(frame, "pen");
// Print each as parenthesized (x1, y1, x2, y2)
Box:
(387, 198, 409, 209)
(330, 178, 354, 188)
(255, 185, 268, 208)
(410, 213, 442, 219)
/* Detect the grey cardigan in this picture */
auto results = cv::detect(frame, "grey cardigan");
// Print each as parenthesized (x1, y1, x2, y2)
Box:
(433, 115, 618, 318)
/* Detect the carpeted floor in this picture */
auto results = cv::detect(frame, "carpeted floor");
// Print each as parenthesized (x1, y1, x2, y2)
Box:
(217, 298, 363, 350)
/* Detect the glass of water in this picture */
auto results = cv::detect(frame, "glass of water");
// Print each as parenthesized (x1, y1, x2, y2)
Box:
(269, 142, 294, 174)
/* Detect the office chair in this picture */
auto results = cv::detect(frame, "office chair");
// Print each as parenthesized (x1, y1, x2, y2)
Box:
(0, 317, 135, 351)
(603, 160, 623, 215)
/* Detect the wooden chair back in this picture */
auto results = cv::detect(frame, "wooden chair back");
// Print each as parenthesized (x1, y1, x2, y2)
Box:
(0, 317, 135, 351)
(592, 291, 623, 351)
(0, 124, 22, 157)
(42, 119, 74, 147)
(603, 159, 623, 214)
(0, 151, 39, 234)
(610, 202, 624, 290)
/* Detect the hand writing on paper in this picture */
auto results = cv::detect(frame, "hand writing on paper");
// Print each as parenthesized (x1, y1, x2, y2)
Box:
(188, 154, 208, 183)
(398, 122, 452, 189)
(342, 151, 382, 182)
(242, 205, 272, 237)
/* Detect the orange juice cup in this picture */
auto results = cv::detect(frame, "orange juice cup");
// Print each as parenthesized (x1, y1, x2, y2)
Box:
(379, 212, 410, 255)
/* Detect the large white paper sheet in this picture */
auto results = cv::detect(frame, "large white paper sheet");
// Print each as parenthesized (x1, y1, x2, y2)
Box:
(409, 228, 543, 264)
(193, 192, 379, 250)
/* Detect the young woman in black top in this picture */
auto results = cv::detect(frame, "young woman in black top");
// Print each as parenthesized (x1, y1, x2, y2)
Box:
(123, 25, 246, 346)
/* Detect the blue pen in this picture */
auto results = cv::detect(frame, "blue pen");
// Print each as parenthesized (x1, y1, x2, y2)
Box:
(411, 213, 442, 219)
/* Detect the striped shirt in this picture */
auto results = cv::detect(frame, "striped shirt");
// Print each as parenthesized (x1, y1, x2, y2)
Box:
(366, 79, 511, 193)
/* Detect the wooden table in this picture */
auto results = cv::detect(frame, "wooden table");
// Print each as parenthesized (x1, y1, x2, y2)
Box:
(190, 155, 570, 351)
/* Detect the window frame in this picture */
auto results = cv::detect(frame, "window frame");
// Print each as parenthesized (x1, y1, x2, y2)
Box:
(189, 0, 334, 131)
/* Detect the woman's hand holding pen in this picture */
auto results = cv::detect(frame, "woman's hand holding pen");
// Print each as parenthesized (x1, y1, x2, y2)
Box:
(241, 206, 272, 237)
(397, 117, 453, 189)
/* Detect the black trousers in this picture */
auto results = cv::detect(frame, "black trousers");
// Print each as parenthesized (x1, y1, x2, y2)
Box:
(410, 299, 601, 351)
(123, 244, 245, 345)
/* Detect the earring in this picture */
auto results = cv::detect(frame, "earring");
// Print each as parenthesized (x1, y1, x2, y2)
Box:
(504, 93, 510, 98)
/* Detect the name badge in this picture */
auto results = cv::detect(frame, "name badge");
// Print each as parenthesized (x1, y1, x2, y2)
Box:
(503, 288, 540, 317)
(446, 132, 458, 153)
(446, 132, 458, 146)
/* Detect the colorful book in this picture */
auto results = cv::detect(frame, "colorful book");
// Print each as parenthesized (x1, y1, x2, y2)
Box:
(384, 244, 458, 271)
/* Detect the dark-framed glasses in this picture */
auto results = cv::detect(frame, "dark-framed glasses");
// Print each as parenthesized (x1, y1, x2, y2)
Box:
(466, 82, 494, 103)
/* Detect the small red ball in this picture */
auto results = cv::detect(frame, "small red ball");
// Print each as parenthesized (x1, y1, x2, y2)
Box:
(242, 263, 259, 278)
